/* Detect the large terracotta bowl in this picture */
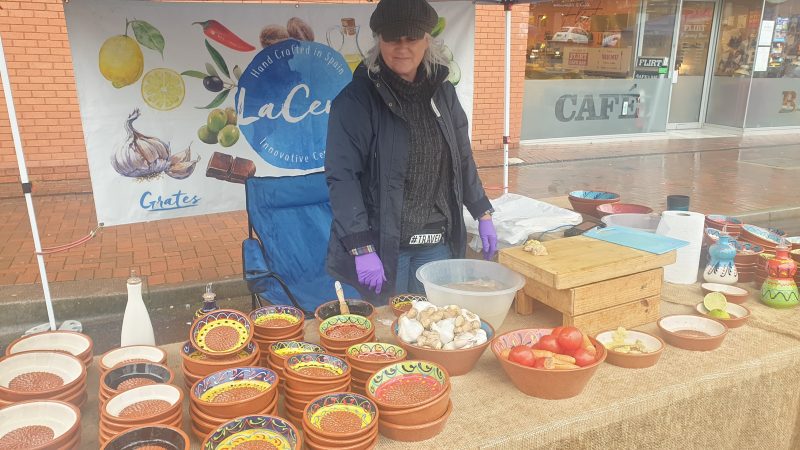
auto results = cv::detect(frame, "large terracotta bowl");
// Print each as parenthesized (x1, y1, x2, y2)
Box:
(5, 331, 94, 367)
(741, 224, 784, 247)
(595, 203, 653, 218)
(283, 381, 351, 404)
(99, 345, 167, 372)
(700, 283, 749, 304)
(190, 391, 278, 427)
(303, 392, 379, 440)
(733, 241, 763, 265)
(491, 328, 606, 399)
(319, 315, 374, 348)
(390, 319, 494, 376)
(657, 315, 728, 351)
(568, 190, 620, 216)
(695, 302, 751, 328)
(0, 400, 81, 450)
(191, 367, 278, 418)
(103, 384, 183, 426)
(377, 383, 451, 427)
(0, 351, 86, 402)
(180, 341, 259, 377)
(345, 342, 407, 374)
(101, 362, 173, 402)
(305, 428, 378, 450)
(378, 400, 453, 442)
(365, 360, 450, 411)
(315, 300, 375, 323)
(101, 425, 190, 450)
(249, 305, 305, 338)
(594, 329, 664, 369)
(189, 309, 254, 358)
(201, 415, 303, 450)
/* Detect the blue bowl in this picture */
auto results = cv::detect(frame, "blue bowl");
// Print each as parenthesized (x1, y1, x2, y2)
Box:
(202, 415, 302, 450)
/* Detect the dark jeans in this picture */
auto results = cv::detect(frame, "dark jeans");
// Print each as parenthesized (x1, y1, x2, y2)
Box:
(395, 243, 451, 295)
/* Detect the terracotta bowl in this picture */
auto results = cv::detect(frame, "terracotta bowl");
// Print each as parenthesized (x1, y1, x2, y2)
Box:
(0, 351, 86, 402)
(5, 331, 93, 367)
(190, 392, 278, 427)
(285, 352, 350, 380)
(283, 366, 352, 392)
(345, 342, 407, 373)
(389, 294, 426, 318)
(490, 328, 606, 399)
(191, 366, 278, 418)
(305, 427, 378, 450)
(0, 400, 80, 450)
(568, 190, 620, 216)
(303, 392, 378, 440)
(594, 329, 664, 369)
(595, 203, 653, 218)
(378, 399, 453, 442)
(104, 406, 182, 433)
(658, 315, 728, 351)
(249, 305, 305, 337)
(99, 345, 167, 373)
(791, 249, 800, 263)
(180, 341, 259, 377)
(390, 319, 494, 376)
(189, 309, 254, 358)
(706, 214, 743, 228)
(733, 241, 763, 265)
(695, 302, 751, 328)
(365, 360, 450, 411)
(700, 283, 749, 304)
(377, 383, 451, 427)
(268, 341, 324, 364)
(103, 384, 183, 425)
(315, 300, 376, 323)
(201, 415, 303, 450)
(319, 314, 374, 346)
(101, 425, 189, 450)
(704, 227, 723, 246)
(284, 381, 352, 404)
(101, 362, 173, 399)
(738, 272, 756, 283)
(742, 224, 784, 247)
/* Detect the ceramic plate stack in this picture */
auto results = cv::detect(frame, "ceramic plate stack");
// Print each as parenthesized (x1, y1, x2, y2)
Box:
(5, 331, 94, 368)
(346, 343, 407, 396)
(189, 367, 279, 441)
(249, 306, 306, 366)
(705, 215, 742, 238)
(0, 400, 81, 449)
(0, 351, 87, 408)
(319, 314, 376, 356)
(755, 253, 774, 287)
(733, 241, 762, 284)
(267, 341, 325, 393)
(315, 299, 376, 323)
(201, 415, 303, 450)
(99, 362, 174, 409)
(366, 360, 453, 442)
(99, 384, 183, 446)
(282, 353, 351, 428)
(98, 345, 168, 373)
(101, 425, 189, 450)
(302, 392, 380, 450)
(180, 341, 260, 390)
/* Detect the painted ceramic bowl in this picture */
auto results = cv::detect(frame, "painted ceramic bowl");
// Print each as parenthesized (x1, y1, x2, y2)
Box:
(389, 294, 426, 318)
(594, 329, 664, 369)
(99, 345, 167, 373)
(695, 302, 751, 328)
(315, 300, 375, 323)
(345, 342, 407, 374)
(190, 389, 278, 428)
(191, 367, 278, 418)
(790, 248, 800, 263)
(268, 341, 324, 373)
(0, 351, 86, 402)
(319, 315, 374, 346)
(377, 399, 453, 442)
(0, 400, 81, 450)
(5, 331, 93, 367)
(733, 241, 763, 265)
(706, 215, 743, 227)
(101, 362, 173, 401)
(704, 227, 724, 245)
(568, 190, 620, 216)
(202, 415, 303, 450)
(180, 341, 259, 377)
(786, 236, 800, 250)
(742, 224, 784, 246)
(700, 283, 750, 304)
(284, 353, 350, 391)
(103, 384, 183, 425)
(303, 392, 378, 440)
(390, 319, 494, 376)
(365, 360, 450, 411)
(190, 309, 253, 357)
(283, 381, 351, 405)
(491, 328, 606, 399)
(101, 425, 190, 450)
(657, 315, 728, 351)
(249, 305, 305, 338)
(595, 203, 653, 218)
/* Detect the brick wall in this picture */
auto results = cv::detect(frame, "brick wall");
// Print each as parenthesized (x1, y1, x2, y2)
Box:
(0, 0, 527, 186)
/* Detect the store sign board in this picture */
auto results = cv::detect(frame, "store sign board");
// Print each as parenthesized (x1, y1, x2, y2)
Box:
(637, 57, 668, 67)
(563, 47, 631, 73)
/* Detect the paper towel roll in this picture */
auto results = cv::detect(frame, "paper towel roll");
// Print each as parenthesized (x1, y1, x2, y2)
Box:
(656, 211, 706, 284)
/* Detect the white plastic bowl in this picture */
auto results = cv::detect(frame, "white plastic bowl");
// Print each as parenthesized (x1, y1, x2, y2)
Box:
(416, 259, 525, 330)
(601, 213, 661, 233)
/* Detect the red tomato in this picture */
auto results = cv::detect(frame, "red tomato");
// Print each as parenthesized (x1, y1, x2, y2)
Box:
(536, 335, 561, 354)
(508, 345, 536, 367)
(573, 347, 596, 367)
(531, 357, 546, 369)
(550, 326, 564, 337)
(557, 326, 583, 352)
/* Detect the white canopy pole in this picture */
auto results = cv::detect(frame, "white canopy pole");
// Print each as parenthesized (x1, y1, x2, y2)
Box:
(0, 34, 57, 331)
(503, 2, 511, 194)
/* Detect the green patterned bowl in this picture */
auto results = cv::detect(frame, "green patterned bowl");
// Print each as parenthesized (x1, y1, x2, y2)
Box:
(318, 314, 373, 345)
(365, 360, 450, 411)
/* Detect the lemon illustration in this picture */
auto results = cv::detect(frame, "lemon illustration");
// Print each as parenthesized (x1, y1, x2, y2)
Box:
(141, 68, 185, 111)
(99, 35, 144, 89)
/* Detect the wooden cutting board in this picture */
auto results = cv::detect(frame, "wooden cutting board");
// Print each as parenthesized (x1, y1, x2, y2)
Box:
(498, 235, 677, 289)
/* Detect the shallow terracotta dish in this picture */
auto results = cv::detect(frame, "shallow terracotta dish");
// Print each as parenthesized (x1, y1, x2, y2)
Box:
(700, 283, 750, 304)
(190, 389, 277, 424)
(191, 366, 278, 418)
(742, 224, 783, 247)
(303, 392, 378, 440)
(283, 381, 351, 404)
(595, 203, 653, 218)
(99, 345, 167, 373)
(315, 300, 375, 323)
(6, 331, 94, 367)
(283, 367, 351, 392)
(377, 383, 451, 427)
(0, 400, 80, 450)
(491, 328, 606, 399)
(268, 341, 324, 363)
(202, 415, 303, 450)
(0, 351, 86, 402)
(365, 360, 450, 411)
(319, 314, 374, 346)
(103, 384, 182, 425)
(791, 248, 800, 263)
(101, 425, 189, 450)
(568, 190, 620, 216)
(305, 428, 378, 450)
(657, 315, 728, 351)
(391, 319, 494, 376)
(706, 215, 743, 229)
(389, 294, 426, 318)
(180, 341, 259, 377)
(285, 352, 350, 380)
(378, 399, 453, 442)
(346, 342, 407, 373)
(102, 362, 173, 399)
(695, 302, 751, 328)
(594, 329, 664, 369)
(249, 305, 304, 337)
(190, 309, 253, 358)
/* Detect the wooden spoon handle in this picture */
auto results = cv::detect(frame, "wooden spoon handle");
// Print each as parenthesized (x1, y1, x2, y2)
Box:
(335, 281, 350, 315)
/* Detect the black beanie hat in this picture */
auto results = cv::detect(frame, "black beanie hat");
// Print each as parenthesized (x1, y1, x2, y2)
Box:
(369, 0, 438, 41)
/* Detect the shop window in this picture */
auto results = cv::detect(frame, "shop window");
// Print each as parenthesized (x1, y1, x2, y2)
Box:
(713, 0, 761, 77)
(758, 0, 800, 77)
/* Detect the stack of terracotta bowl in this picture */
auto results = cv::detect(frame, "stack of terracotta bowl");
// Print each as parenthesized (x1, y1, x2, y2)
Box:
(365, 360, 452, 442)
(283, 353, 351, 427)
(567, 190, 620, 217)
(346, 342, 407, 396)
(732, 241, 762, 283)
(101, 425, 189, 450)
(705, 215, 742, 238)
(755, 253, 775, 287)
(202, 415, 303, 450)
(0, 400, 81, 449)
(99, 384, 183, 445)
(303, 392, 380, 450)
(740, 224, 783, 254)
(99, 362, 174, 408)
(389, 294, 426, 318)
(249, 305, 306, 366)
(189, 367, 279, 440)
(181, 341, 260, 390)
(792, 250, 800, 286)
(0, 351, 87, 408)
(267, 341, 325, 392)
(5, 331, 94, 368)
(315, 299, 376, 323)
(319, 314, 376, 356)
(99, 345, 168, 373)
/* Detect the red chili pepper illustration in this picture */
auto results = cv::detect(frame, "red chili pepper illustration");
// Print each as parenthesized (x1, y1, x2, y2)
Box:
(193, 20, 255, 52)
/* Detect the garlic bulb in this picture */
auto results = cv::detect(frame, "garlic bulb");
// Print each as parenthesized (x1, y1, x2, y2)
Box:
(398, 315, 424, 344)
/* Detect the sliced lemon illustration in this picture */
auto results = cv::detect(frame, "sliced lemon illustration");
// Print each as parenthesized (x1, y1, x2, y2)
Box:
(141, 68, 185, 111)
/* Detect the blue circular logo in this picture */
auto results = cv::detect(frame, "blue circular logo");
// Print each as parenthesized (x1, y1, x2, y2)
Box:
(236, 39, 352, 170)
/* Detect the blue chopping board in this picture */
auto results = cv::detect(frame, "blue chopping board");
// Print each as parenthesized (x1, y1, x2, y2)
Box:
(584, 226, 689, 254)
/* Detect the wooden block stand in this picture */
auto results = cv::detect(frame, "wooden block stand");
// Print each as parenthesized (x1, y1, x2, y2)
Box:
(499, 236, 676, 336)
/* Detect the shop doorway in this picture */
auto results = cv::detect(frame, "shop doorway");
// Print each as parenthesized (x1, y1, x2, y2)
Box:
(668, 0, 720, 128)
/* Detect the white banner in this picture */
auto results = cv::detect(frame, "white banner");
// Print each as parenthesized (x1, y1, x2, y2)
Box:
(64, 0, 474, 226)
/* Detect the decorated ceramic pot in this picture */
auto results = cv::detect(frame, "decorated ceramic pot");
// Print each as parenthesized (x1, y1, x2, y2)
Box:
(703, 235, 738, 284)
(761, 245, 799, 308)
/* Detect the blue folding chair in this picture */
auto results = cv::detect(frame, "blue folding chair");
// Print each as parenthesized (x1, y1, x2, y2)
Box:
(242, 172, 360, 316)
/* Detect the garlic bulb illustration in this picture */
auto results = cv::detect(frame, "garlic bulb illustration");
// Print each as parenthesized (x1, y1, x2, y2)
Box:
(112, 109, 200, 179)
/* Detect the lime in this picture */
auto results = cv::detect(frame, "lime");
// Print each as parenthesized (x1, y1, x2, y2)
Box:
(703, 292, 727, 312)
(141, 68, 185, 111)
(708, 309, 731, 319)
(99, 35, 144, 88)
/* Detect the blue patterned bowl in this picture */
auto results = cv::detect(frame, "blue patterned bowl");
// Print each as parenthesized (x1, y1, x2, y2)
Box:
(742, 224, 784, 246)
(706, 215, 743, 226)
(202, 415, 302, 450)
(190, 309, 253, 357)
(191, 367, 278, 417)
(303, 392, 378, 439)
(365, 360, 450, 410)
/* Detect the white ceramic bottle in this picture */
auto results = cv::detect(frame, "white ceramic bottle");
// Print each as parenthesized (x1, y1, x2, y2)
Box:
(120, 271, 155, 346)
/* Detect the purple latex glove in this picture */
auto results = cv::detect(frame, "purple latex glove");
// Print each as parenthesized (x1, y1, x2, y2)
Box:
(478, 218, 498, 260)
(355, 252, 387, 294)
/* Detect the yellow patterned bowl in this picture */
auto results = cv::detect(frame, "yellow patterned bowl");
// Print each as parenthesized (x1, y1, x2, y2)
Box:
(202, 415, 302, 450)
(249, 305, 304, 338)
(191, 367, 278, 418)
(190, 309, 253, 357)
(303, 392, 378, 441)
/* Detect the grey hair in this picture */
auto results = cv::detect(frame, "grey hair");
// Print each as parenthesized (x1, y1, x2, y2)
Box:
(364, 33, 450, 80)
